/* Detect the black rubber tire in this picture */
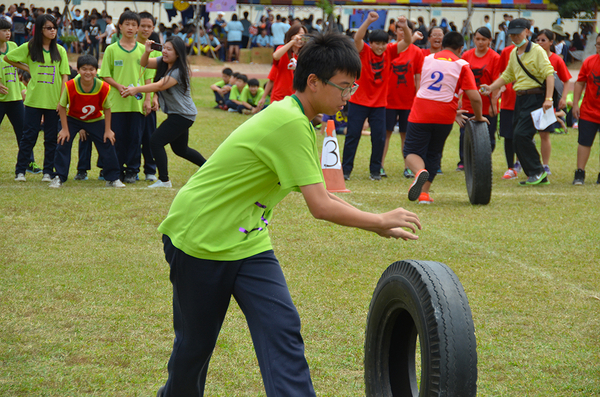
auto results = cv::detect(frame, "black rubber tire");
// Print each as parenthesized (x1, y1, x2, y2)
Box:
(464, 120, 492, 205)
(364, 260, 477, 397)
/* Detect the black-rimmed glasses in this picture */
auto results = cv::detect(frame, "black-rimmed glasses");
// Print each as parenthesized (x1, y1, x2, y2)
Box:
(323, 79, 359, 98)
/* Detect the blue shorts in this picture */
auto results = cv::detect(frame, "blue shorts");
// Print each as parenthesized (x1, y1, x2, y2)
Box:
(385, 108, 410, 132)
(577, 118, 600, 147)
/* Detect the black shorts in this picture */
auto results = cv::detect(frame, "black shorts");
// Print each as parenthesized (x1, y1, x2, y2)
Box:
(403, 122, 453, 182)
(228, 41, 241, 47)
(499, 109, 514, 139)
(385, 108, 410, 132)
(577, 118, 600, 147)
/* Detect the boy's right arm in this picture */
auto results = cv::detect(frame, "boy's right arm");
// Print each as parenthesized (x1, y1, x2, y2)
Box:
(102, 76, 126, 96)
(57, 105, 70, 145)
(572, 81, 585, 120)
(300, 183, 421, 240)
(355, 11, 379, 53)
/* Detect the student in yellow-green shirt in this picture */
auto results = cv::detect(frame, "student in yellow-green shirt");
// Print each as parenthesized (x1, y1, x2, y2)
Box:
(6, 14, 70, 182)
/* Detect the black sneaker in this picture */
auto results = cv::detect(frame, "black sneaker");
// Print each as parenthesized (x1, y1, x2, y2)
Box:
(123, 174, 137, 184)
(380, 167, 387, 177)
(98, 170, 105, 181)
(26, 161, 42, 174)
(74, 170, 88, 180)
(573, 169, 585, 185)
(370, 173, 382, 181)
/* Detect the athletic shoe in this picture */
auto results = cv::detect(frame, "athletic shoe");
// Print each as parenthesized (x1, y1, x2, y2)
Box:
(456, 164, 464, 171)
(403, 168, 414, 178)
(418, 192, 434, 204)
(41, 173, 52, 182)
(15, 173, 26, 181)
(227, 108, 237, 113)
(408, 169, 429, 201)
(343, 173, 350, 181)
(369, 173, 382, 181)
(48, 176, 62, 188)
(106, 179, 126, 188)
(514, 161, 522, 173)
(573, 169, 585, 185)
(573, 122, 579, 129)
(380, 167, 387, 178)
(437, 168, 443, 175)
(502, 168, 518, 180)
(123, 174, 137, 184)
(74, 171, 88, 180)
(145, 174, 158, 182)
(519, 172, 549, 186)
(148, 180, 172, 188)
(26, 162, 42, 174)
(98, 170, 105, 181)
(543, 164, 552, 175)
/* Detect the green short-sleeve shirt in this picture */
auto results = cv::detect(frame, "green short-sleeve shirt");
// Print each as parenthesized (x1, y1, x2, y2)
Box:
(0, 41, 21, 102)
(158, 96, 324, 261)
(98, 41, 145, 113)
(240, 86, 264, 106)
(229, 84, 244, 101)
(6, 43, 70, 109)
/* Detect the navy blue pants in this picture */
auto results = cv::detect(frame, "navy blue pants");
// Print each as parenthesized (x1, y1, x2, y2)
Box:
(15, 106, 59, 175)
(53, 117, 120, 183)
(161, 235, 315, 397)
(111, 112, 143, 176)
(141, 110, 157, 175)
(0, 100, 33, 164)
(342, 102, 386, 176)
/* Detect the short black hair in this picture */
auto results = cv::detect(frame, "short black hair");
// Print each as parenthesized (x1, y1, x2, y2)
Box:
(138, 11, 155, 26)
(0, 18, 11, 30)
(248, 78, 259, 87)
(77, 54, 98, 69)
(293, 31, 361, 92)
(236, 74, 248, 83)
(232, 72, 240, 79)
(118, 10, 140, 27)
(442, 31, 464, 50)
(368, 29, 388, 43)
(222, 67, 232, 76)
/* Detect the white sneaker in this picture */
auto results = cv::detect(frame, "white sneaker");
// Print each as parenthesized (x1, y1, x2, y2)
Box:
(148, 180, 172, 188)
(41, 173, 52, 182)
(49, 176, 62, 188)
(145, 174, 158, 181)
(106, 179, 126, 188)
(15, 173, 26, 181)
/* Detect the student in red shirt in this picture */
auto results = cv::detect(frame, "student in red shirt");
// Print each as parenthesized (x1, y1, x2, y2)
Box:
(421, 26, 443, 57)
(257, 24, 307, 109)
(457, 27, 500, 170)
(382, 18, 424, 179)
(535, 29, 572, 176)
(497, 44, 521, 179)
(572, 34, 600, 185)
(404, 31, 487, 204)
(341, 12, 411, 181)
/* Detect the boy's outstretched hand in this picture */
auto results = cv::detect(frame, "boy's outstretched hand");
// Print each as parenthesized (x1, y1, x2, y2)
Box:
(370, 208, 421, 240)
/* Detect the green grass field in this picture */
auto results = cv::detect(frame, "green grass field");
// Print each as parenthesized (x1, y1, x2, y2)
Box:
(1, 77, 599, 396)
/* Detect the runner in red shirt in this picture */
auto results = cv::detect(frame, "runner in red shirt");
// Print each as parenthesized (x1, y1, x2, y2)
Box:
(404, 32, 487, 204)
(341, 12, 411, 181)
(535, 29, 572, 175)
(383, 19, 424, 179)
(257, 24, 307, 109)
(457, 27, 500, 170)
(497, 44, 520, 179)
(572, 34, 600, 185)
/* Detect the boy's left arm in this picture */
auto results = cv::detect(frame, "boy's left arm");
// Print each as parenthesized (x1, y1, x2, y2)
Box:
(57, 74, 69, 113)
(355, 11, 379, 52)
(103, 108, 115, 144)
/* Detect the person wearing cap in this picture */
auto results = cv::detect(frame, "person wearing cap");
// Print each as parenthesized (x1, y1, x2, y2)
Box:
(480, 18, 555, 186)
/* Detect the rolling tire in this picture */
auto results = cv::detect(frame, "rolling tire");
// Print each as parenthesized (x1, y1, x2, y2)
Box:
(364, 260, 477, 397)
(464, 120, 492, 205)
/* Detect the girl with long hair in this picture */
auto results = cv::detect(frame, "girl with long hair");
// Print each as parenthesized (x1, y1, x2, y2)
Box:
(5, 13, 70, 182)
(122, 36, 205, 188)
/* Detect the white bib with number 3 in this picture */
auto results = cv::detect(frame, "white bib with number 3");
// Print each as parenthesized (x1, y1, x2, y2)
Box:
(321, 136, 342, 170)
(417, 55, 468, 103)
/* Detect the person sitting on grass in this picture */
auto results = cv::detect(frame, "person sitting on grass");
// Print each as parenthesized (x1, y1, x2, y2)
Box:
(238, 78, 264, 114)
(153, 30, 421, 397)
(199, 30, 221, 58)
(50, 54, 124, 188)
(210, 67, 232, 109)
(224, 73, 248, 112)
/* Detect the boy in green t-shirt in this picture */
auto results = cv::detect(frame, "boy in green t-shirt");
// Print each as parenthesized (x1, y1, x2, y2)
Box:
(154, 31, 421, 397)
(224, 73, 247, 111)
(98, 11, 149, 184)
(210, 67, 232, 108)
(238, 78, 265, 115)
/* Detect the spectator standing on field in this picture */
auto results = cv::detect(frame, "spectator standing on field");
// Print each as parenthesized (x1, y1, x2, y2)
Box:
(84, 14, 101, 59)
(240, 11, 251, 49)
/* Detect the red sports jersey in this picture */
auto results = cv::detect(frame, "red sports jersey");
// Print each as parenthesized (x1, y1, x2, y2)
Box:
(65, 78, 110, 121)
(422, 48, 436, 57)
(499, 45, 516, 110)
(387, 44, 424, 110)
(577, 54, 600, 124)
(349, 42, 397, 108)
(268, 45, 296, 103)
(461, 48, 500, 115)
(409, 50, 477, 125)
(548, 53, 572, 84)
